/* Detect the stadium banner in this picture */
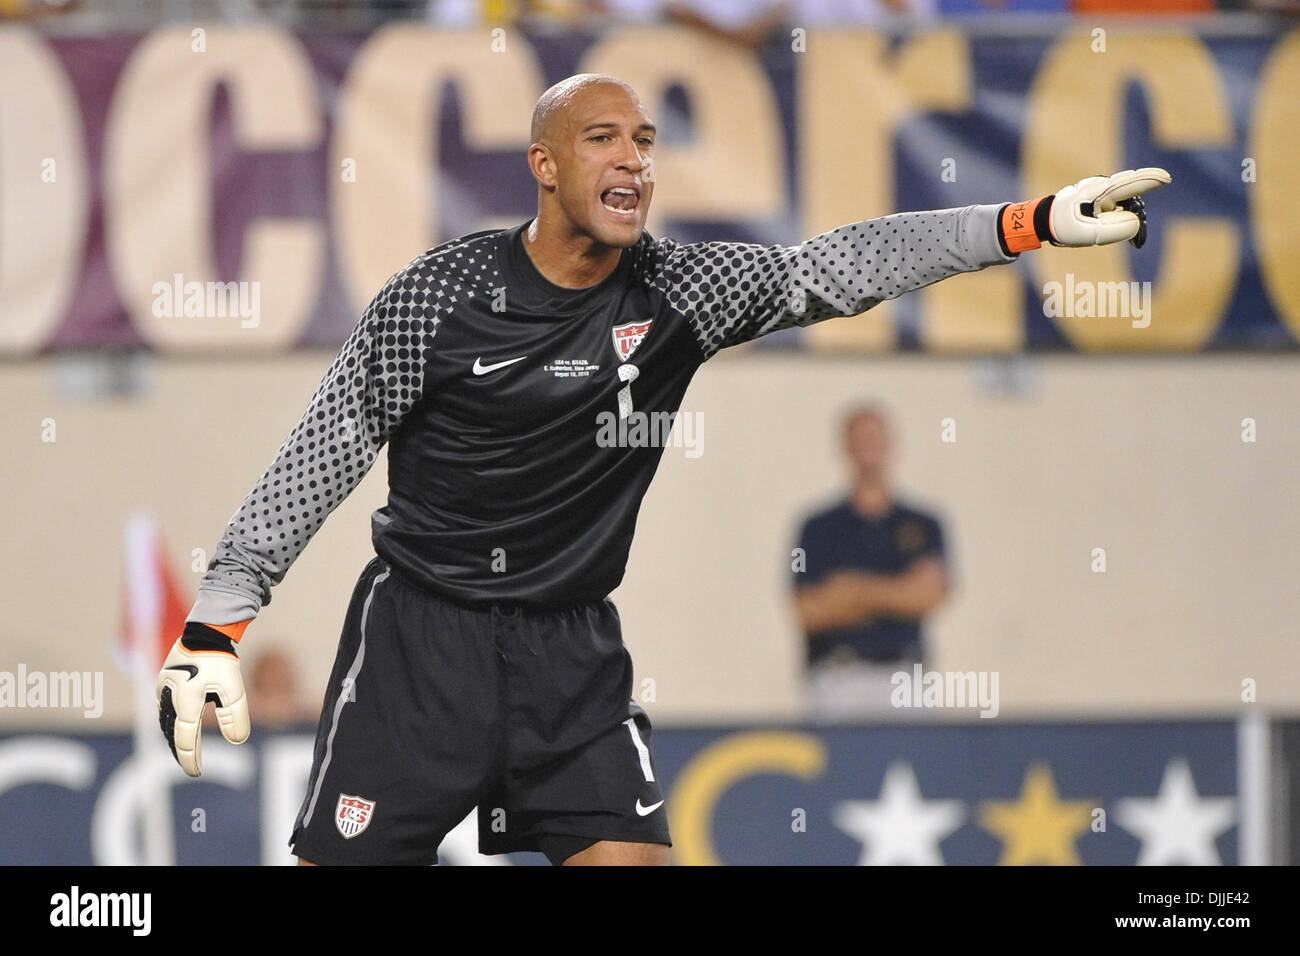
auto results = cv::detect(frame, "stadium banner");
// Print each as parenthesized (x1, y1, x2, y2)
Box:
(0, 720, 1239, 865)
(0, 23, 1296, 356)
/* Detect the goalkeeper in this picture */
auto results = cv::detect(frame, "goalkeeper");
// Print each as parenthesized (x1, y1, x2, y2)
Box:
(156, 72, 1169, 866)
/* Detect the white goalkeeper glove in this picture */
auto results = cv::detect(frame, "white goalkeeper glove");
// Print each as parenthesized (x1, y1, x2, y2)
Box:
(156, 622, 250, 777)
(998, 167, 1172, 254)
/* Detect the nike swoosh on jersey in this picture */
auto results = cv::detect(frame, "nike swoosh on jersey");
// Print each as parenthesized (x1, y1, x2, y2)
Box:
(163, 665, 199, 680)
(635, 798, 664, 816)
(472, 356, 528, 376)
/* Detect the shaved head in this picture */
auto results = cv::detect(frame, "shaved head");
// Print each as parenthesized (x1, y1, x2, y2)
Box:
(524, 72, 655, 268)
(531, 73, 639, 145)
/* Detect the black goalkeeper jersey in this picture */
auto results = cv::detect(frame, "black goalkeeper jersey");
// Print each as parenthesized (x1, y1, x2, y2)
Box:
(188, 207, 1013, 624)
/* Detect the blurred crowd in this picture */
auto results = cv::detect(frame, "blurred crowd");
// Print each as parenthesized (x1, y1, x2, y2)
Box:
(4, 0, 1297, 26)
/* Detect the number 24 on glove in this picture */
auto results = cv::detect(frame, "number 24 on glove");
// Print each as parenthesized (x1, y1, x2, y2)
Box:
(999, 167, 1172, 254)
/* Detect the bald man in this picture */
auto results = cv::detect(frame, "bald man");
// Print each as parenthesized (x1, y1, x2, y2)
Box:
(157, 73, 1169, 866)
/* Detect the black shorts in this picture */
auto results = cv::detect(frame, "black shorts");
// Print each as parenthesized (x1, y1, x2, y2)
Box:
(289, 556, 671, 865)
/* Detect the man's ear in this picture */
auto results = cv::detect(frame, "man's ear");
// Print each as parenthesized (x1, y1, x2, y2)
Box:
(529, 143, 557, 189)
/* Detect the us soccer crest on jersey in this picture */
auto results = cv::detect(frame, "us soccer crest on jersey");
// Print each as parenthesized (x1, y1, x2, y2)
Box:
(335, 794, 375, 839)
(612, 319, 653, 362)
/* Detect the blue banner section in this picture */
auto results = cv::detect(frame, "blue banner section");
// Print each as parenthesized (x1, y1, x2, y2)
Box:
(13, 24, 1298, 355)
(0, 720, 1238, 865)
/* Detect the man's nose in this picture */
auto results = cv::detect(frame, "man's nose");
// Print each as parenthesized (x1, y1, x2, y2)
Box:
(615, 141, 648, 173)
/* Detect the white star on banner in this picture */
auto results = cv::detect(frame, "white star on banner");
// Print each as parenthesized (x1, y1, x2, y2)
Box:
(833, 762, 965, 865)
(1114, 759, 1236, 865)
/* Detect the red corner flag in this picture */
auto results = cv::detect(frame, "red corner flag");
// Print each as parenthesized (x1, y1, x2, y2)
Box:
(117, 513, 192, 676)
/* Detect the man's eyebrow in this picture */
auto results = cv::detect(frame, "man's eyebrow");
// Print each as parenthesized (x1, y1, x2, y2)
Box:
(581, 121, 657, 134)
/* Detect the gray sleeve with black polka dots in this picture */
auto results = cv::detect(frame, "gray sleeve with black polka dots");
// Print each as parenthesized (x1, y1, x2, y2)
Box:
(650, 204, 1014, 358)
(185, 260, 443, 627)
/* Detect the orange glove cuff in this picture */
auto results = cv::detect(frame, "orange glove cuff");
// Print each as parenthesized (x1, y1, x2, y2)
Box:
(999, 196, 1049, 254)
(207, 620, 250, 643)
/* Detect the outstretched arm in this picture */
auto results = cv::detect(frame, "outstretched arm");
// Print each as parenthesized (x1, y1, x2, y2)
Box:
(648, 168, 1170, 358)
(651, 203, 1011, 359)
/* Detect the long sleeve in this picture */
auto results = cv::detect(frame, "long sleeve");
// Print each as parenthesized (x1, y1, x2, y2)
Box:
(187, 260, 441, 626)
(648, 203, 1014, 359)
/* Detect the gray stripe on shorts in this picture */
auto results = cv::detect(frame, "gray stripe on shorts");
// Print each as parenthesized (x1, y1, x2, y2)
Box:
(301, 568, 390, 828)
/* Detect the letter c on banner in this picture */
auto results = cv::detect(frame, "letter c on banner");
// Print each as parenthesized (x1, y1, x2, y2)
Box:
(669, 731, 826, 866)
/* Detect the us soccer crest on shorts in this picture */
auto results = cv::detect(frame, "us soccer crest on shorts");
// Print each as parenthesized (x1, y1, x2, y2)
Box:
(335, 794, 376, 839)
(612, 319, 653, 361)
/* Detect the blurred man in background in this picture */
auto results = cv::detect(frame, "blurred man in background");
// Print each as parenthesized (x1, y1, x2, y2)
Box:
(199, 647, 312, 729)
(249, 649, 314, 728)
(793, 406, 950, 721)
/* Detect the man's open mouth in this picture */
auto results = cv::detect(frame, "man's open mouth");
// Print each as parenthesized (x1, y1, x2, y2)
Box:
(601, 187, 639, 216)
